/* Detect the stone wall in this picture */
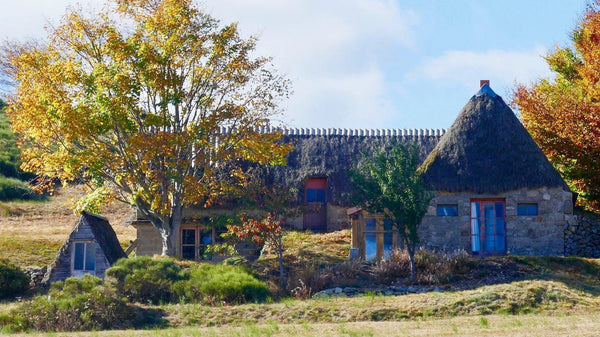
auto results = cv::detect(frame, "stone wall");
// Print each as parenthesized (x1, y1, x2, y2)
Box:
(132, 221, 163, 256)
(420, 187, 573, 256)
(564, 214, 600, 257)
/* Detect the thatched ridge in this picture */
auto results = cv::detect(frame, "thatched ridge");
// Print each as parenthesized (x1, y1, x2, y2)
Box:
(420, 84, 569, 193)
(264, 132, 443, 206)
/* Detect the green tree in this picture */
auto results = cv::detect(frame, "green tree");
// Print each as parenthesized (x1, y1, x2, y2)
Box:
(3, 0, 291, 255)
(513, 1, 600, 211)
(351, 143, 432, 281)
(0, 99, 36, 196)
(0, 98, 21, 179)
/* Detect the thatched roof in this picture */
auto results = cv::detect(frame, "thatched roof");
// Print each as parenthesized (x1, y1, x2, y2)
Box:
(420, 83, 569, 193)
(263, 131, 443, 206)
(80, 211, 127, 264)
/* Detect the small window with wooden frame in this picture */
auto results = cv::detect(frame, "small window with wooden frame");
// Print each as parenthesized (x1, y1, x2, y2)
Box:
(437, 204, 458, 216)
(360, 214, 398, 261)
(72, 241, 96, 277)
(180, 227, 215, 260)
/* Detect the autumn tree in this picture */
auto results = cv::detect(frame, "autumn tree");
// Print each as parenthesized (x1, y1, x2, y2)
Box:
(2, 0, 291, 255)
(513, 1, 600, 211)
(228, 177, 298, 287)
(351, 143, 432, 282)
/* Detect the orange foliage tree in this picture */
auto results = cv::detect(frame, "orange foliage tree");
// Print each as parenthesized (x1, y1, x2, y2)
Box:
(2, 0, 291, 255)
(513, 1, 600, 212)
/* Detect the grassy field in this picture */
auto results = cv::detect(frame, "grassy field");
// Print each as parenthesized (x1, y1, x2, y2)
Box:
(6, 313, 600, 336)
(3, 188, 600, 336)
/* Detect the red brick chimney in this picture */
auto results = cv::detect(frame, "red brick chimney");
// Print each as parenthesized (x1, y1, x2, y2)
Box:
(480, 80, 490, 87)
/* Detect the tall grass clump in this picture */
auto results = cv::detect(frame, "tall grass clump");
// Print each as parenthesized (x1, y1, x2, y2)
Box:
(106, 256, 187, 304)
(173, 263, 270, 305)
(0, 259, 29, 299)
(372, 248, 470, 284)
(0, 275, 139, 332)
(287, 260, 365, 298)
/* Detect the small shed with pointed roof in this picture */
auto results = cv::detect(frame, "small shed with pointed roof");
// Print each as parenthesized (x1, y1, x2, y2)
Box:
(42, 211, 127, 284)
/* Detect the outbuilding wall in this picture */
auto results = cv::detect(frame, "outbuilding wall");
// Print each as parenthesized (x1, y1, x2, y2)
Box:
(45, 222, 112, 283)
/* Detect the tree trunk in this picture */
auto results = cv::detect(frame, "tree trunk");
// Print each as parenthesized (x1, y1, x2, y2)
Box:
(277, 243, 285, 288)
(408, 244, 416, 283)
(158, 226, 176, 256)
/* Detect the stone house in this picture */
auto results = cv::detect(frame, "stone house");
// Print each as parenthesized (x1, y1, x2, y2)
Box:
(43, 212, 127, 284)
(132, 81, 573, 259)
(131, 129, 443, 258)
(351, 82, 573, 258)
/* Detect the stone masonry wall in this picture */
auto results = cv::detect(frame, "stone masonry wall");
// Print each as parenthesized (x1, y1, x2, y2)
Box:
(420, 187, 573, 256)
(564, 214, 600, 257)
(133, 221, 163, 256)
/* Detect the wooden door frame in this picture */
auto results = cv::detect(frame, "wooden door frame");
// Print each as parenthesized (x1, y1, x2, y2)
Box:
(470, 198, 507, 256)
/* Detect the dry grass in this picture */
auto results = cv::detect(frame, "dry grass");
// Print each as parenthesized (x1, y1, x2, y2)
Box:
(0, 186, 136, 267)
(157, 279, 600, 328)
(6, 313, 600, 336)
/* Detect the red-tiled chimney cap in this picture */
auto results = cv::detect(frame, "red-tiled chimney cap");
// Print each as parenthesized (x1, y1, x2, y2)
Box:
(480, 80, 490, 87)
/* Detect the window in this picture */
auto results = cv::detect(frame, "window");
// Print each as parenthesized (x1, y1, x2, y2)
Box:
(437, 204, 458, 216)
(73, 242, 95, 272)
(306, 188, 326, 202)
(517, 203, 538, 216)
(180, 227, 214, 260)
(363, 217, 396, 261)
(305, 178, 327, 203)
(364, 219, 377, 261)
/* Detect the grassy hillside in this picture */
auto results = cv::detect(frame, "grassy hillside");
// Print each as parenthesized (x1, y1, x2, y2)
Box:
(0, 186, 136, 267)
(3, 187, 600, 335)
(0, 103, 40, 201)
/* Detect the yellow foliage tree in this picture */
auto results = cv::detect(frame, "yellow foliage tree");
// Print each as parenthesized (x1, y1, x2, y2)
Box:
(3, 0, 291, 255)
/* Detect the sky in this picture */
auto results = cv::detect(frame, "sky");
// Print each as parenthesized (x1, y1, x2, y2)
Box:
(0, 0, 588, 130)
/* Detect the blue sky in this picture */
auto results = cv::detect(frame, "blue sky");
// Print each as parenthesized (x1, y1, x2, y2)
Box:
(0, 0, 587, 129)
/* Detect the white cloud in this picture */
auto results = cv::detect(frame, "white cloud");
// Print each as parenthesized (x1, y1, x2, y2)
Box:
(410, 47, 553, 89)
(202, 0, 418, 127)
(285, 64, 396, 128)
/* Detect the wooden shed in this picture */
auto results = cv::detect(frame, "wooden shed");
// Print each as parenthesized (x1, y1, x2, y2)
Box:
(42, 211, 127, 285)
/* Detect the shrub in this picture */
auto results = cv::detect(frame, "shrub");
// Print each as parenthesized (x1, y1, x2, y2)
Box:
(0, 176, 40, 201)
(173, 263, 270, 305)
(1, 275, 140, 332)
(415, 248, 470, 284)
(0, 259, 29, 299)
(371, 248, 470, 284)
(106, 256, 187, 304)
(287, 260, 365, 298)
(370, 249, 412, 283)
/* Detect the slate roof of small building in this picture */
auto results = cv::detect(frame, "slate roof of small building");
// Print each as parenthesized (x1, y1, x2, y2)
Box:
(80, 211, 127, 264)
(419, 83, 570, 194)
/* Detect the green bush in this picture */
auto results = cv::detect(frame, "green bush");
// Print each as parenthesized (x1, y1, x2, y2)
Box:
(0, 176, 39, 201)
(0, 259, 29, 299)
(1, 275, 140, 332)
(106, 256, 187, 304)
(174, 263, 270, 305)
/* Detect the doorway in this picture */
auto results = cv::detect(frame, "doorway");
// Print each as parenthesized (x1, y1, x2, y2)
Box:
(470, 199, 506, 255)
